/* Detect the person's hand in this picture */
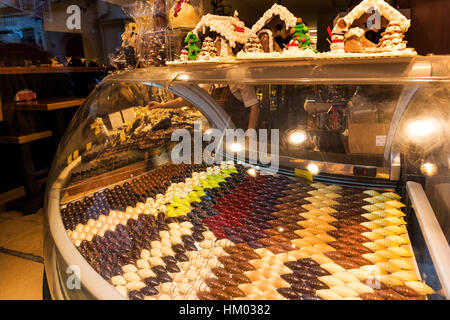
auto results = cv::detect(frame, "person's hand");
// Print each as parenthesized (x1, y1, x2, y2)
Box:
(147, 101, 165, 110)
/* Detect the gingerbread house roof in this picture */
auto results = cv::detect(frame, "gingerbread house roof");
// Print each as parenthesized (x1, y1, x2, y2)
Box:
(251, 4, 297, 34)
(332, 0, 410, 34)
(193, 13, 250, 48)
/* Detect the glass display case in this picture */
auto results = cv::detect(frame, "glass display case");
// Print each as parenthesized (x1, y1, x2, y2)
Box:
(44, 56, 450, 300)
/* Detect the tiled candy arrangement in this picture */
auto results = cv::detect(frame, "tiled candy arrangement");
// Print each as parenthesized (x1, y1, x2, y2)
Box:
(62, 162, 434, 300)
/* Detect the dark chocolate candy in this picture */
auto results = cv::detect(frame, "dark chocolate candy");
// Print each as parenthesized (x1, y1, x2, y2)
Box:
(376, 289, 407, 300)
(232, 273, 251, 284)
(224, 286, 245, 298)
(359, 292, 385, 300)
(277, 288, 301, 300)
(143, 277, 159, 287)
(140, 285, 159, 296)
(129, 290, 145, 300)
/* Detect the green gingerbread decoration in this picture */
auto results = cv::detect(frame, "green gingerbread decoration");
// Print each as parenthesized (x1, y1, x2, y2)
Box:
(288, 18, 317, 52)
(184, 32, 201, 60)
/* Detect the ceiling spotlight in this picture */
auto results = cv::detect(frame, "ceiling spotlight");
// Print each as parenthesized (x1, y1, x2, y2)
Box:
(406, 119, 438, 141)
(306, 163, 320, 175)
(230, 143, 243, 153)
(289, 130, 306, 145)
(247, 168, 257, 177)
(420, 162, 438, 176)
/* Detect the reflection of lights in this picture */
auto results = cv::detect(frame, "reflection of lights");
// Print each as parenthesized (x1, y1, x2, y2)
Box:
(406, 119, 437, 140)
(178, 74, 189, 80)
(420, 162, 438, 176)
(278, 227, 284, 232)
(230, 143, 243, 152)
(247, 168, 257, 177)
(289, 130, 306, 145)
(181, 106, 189, 111)
(307, 163, 320, 175)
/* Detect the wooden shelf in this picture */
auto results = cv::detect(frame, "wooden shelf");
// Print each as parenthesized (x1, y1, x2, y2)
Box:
(7, 98, 85, 111)
(0, 66, 110, 75)
(0, 130, 52, 144)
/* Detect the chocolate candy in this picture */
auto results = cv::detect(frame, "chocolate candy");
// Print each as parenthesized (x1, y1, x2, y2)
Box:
(143, 277, 159, 287)
(391, 286, 421, 297)
(141, 285, 159, 296)
(277, 288, 301, 300)
(156, 273, 172, 283)
(165, 263, 181, 273)
(211, 267, 231, 278)
(205, 278, 224, 289)
(305, 278, 329, 290)
(376, 289, 407, 300)
(232, 273, 251, 284)
(292, 282, 314, 295)
(197, 291, 216, 300)
(129, 290, 145, 300)
(218, 277, 239, 287)
(174, 252, 189, 262)
(224, 286, 245, 298)
(210, 288, 232, 300)
(362, 279, 389, 290)
(360, 292, 385, 300)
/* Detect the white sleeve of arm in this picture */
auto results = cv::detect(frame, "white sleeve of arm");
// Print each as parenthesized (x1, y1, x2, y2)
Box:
(238, 85, 259, 108)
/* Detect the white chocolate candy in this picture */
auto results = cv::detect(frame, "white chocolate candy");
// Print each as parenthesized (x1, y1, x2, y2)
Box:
(123, 272, 140, 283)
(136, 259, 150, 269)
(126, 280, 146, 291)
(137, 268, 156, 279)
(111, 275, 126, 286)
(122, 264, 138, 274)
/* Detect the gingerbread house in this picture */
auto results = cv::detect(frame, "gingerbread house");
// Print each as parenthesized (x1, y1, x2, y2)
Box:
(332, 0, 410, 53)
(250, 4, 297, 53)
(192, 11, 250, 58)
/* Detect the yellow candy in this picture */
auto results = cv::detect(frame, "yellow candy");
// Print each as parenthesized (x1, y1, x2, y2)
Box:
(375, 274, 404, 286)
(384, 208, 405, 217)
(363, 242, 386, 252)
(374, 203, 388, 210)
(372, 228, 396, 237)
(294, 229, 315, 238)
(362, 204, 380, 212)
(375, 239, 400, 248)
(363, 190, 380, 197)
(361, 213, 380, 221)
(317, 214, 337, 223)
(375, 250, 401, 259)
(331, 286, 359, 298)
(360, 222, 380, 230)
(333, 272, 360, 284)
(384, 225, 408, 234)
(364, 197, 383, 204)
(385, 200, 406, 208)
(321, 263, 346, 274)
(385, 217, 407, 225)
(404, 281, 435, 295)
(361, 232, 384, 241)
(347, 269, 372, 280)
(382, 192, 402, 200)
(315, 233, 336, 243)
(386, 235, 410, 245)
(390, 271, 420, 282)
(323, 192, 341, 199)
(362, 253, 387, 264)
(388, 247, 413, 257)
(320, 207, 337, 214)
(376, 262, 402, 273)
(325, 185, 342, 191)
(374, 195, 392, 202)
(346, 282, 374, 294)
(310, 254, 333, 265)
(311, 183, 327, 189)
(313, 243, 335, 253)
(389, 259, 415, 270)
(316, 289, 343, 300)
(318, 275, 345, 287)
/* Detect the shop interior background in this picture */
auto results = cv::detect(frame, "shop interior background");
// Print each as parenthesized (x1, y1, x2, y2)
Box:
(0, 0, 449, 68)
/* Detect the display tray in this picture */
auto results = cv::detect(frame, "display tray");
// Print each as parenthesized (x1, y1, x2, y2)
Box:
(61, 161, 435, 300)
